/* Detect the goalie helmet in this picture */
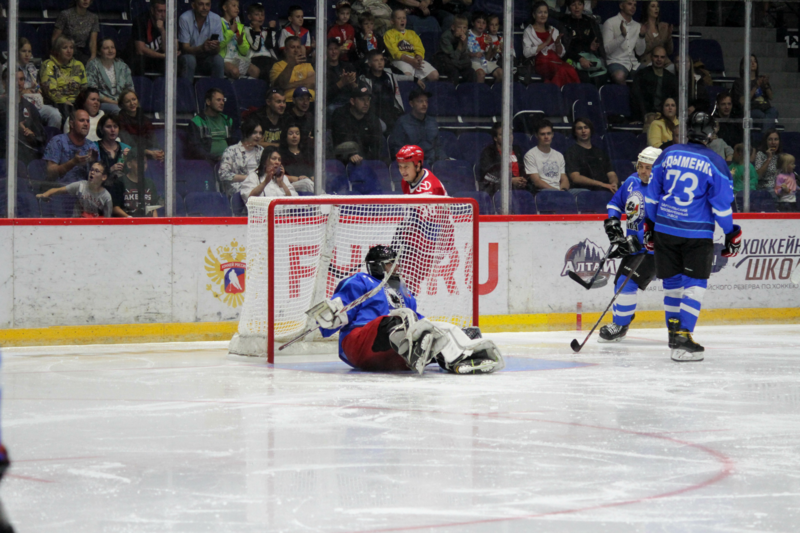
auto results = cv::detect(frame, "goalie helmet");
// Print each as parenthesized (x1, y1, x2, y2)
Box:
(365, 245, 399, 281)
(688, 111, 716, 145)
(638, 146, 662, 165)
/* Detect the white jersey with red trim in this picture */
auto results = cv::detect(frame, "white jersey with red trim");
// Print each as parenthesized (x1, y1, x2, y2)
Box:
(401, 169, 448, 196)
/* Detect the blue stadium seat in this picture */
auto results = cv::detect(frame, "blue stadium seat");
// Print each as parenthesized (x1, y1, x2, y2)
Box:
(750, 197, 778, 213)
(562, 83, 600, 120)
(535, 190, 578, 214)
(174, 193, 187, 216)
(184, 192, 233, 216)
(132, 76, 155, 113)
(448, 132, 493, 163)
(176, 160, 216, 196)
(614, 159, 636, 182)
(576, 190, 613, 214)
(233, 78, 268, 113)
(688, 39, 727, 75)
(231, 191, 247, 216)
(153, 77, 198, 115)
(325, 160, 350, 194)
(397, 81, 416, 110)
(599, 84, 633, 120)
(146, 160, 166, 195)
(457, 83, 500, 117)
(98, 25, 119, 46)
(437, 130, 458, 159)
(116, 26, 133, 51)
(780, 132, 800, 159)
(604, 132, 640, 161)
(573, 99, 607, 136)
(594, 1, 619, 21)
(39, 194, 77, 217)
(347, 160, 391, 193)
(455, 190, 494, 215)
(431, 160, 475, 193)
(95, 0, 129, 17)
(522, 83, 566, 118)
(18, 0, 43, 10)
(27, 159, 49, 180)
(194, 78, 240, 127)
(550, 132, 574, 154)
(513, 132, 532, 153)
(418, 31, 441, 58)
(427, 82, 459, 117)
(493, 190, 536, 214)
(16, 192, 41, 218)
(19, 23, 45, 59)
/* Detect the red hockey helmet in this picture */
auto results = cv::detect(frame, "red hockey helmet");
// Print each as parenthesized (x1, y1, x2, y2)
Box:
(396, 145, 424, 166)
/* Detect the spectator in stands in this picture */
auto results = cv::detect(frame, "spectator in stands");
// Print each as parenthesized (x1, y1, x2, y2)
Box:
(431, 0, 471, 31)
(278, 5, 314, 56)
(117, 89, 165, 161)
(44, 109, 99, 183)
(354, 13, 389, 70)
(466, 12, 489, 84)
(565, 117, 618, 193)
(96, 114, 131, 201)
(683, 56, 712, 114)
(130, 0, 168, 75)
(244, 2, 280, 81)
(121, 148, 162, 217)
(326, 39, 359, 116)
(86, 38, 134, 115)
(478, 122, 528, 197)
(432, 14, 476, 85)
(64, 87, 105, 142)
(0, 68, 46, 167)
(732, 54, 779, 126)
(40, 36, 88, 121)
(391, 0, 435, 24)
(775, 154, 797, 212)
(525, 119, 569, 192)
(730, 143, 757, 193)
(18, 38, 63, 129)
(178, 0, 224, 80)
(271, 36, 316, 103)
(329, 2, 357, 62)
(477, 14, 506, 84)
(240, 147, 299, 199)
(523, 2, 580, 88)
(278, 122, 315, 192)
(647, 97, 677, 148)
(253, 88, 286, 148)
(638, 1, 673, 69)
(713, 91, 744, 148)
(37, 162, 113, 218)
(708, 122, 734, 162)
(283, 87, 315, 137)
(631, 46, 677, 121)
(390, 87, 445, 166)
(755, 129, 782, 192)
(561, 0, 607, 86)
(189, 88, 236, 162)
(359, 50, 404, 133)
(52, 0, 99, 66)
(602, 0, 646, 85)
(384, 9, 439, 89)
(220, 0, 255, 80)
(332, 81, 383, 165)
(219, 117, 264, 196)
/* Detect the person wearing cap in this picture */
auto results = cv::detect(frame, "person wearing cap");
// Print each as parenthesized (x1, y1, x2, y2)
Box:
(359, 50, 404, 133)
(188, 87, 236, 162)
(331, 81, 383, 165)
(389, 86, 444, 167)
(270, 35, 316, 103)
(282, 86, 315, 138)
(328, 1, 356, 62)
(252, 88, 287, 148)
(326, 38, 358, 116)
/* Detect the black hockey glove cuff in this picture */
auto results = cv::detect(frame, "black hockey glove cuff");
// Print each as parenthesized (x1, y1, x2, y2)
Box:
(643, 219, 655, 252)
(604, 217, 626, 245)
(722, 225, 743, 257)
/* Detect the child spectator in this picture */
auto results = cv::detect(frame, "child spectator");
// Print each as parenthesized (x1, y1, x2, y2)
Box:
(279, 5, 314, 56)
(189, 88, 236, 162)
(468, 12, 490, 83)
(121, 149, 162, 217)
(219, 117, 265, 195)
(220, 0, 255, 80)
(18, 39, 63, 129)
(524, 119, 570, 192)
(117, 89, 165, 161)
(432, 14, 475, 84)
(40, 36, 88, 120)
(37, 162, 113, 217)
(476, 14, 505, 84)
(775, 153, 797, 212)
(708, 122, 733, 162)
(86, 38, 134, 115)
(52, 0, 100, 65)
(240, 147, 299, 199)
(354, 0, 392, 33)
(244, 3, 280, 81)
(329, 1, 357, 62)
(359, 50, 404, 132)
(729, 144, 758, 193)
(523, 2, 580, 88)
(384, 9, 439, 89)
(354, 13, 389, 70)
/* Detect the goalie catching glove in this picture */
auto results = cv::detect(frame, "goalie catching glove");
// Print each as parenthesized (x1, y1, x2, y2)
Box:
(309, 297, 349, 330)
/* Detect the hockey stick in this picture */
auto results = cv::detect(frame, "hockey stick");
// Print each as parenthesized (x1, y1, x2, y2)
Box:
(278, 246, 405, 351)
(566, 244, 616, 290)
(570, 252, 646, 353)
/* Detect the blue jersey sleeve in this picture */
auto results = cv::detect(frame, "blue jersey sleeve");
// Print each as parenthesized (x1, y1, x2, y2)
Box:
(319, 275, 370, 338)
(645, 156, 666, 222)
(606, 177, 629, 219)
(708, 157, 735, 235)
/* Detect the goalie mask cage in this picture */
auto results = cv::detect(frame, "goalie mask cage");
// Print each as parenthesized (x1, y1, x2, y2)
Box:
(229, 195, 479, 363)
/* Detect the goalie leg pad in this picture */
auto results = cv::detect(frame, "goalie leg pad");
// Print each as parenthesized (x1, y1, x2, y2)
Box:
(387, 308, 419, 359)
(426, 322, 505, 374)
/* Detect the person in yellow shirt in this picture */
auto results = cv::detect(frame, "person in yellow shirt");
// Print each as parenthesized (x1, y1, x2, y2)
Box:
(384, 9, 439, 89)
(647, 97, 678, 148)
(270, 35, 316, 103)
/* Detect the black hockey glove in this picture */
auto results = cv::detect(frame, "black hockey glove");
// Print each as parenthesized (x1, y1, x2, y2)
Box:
(609, 235, 641, 259)
(722, 225, 743, 257)
(643, 219, 655, 253)
(604, 217, 626, 245)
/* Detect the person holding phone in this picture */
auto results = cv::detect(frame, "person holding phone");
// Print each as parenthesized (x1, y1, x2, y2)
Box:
(43, 108, 100, 183)
(178, 0, 225, 79)
(239, 147, 299, 199)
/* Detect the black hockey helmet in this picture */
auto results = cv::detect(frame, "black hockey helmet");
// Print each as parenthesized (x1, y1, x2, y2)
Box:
(688, 111, 716, 145)
(365, 245, 398, 280)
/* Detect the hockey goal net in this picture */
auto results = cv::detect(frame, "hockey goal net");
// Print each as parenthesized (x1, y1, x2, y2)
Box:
(229, 195, 479, 362)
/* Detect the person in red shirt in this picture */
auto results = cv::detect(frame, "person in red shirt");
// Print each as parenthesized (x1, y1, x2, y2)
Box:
(397, 145, 447, 196)
(327, 1, 356, 62)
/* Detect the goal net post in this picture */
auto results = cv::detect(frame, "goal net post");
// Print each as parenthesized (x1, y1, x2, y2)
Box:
(228, 196, 479, 363)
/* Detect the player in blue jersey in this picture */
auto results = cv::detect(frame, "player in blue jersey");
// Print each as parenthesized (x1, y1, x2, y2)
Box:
(644, 112, 743, 362)
(599, 147, 663, 343)
(0, 351, 13, 533)
(312, 245, 504, 374)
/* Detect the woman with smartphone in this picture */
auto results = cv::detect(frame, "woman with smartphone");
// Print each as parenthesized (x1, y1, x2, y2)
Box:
(239, 147, 299, 200)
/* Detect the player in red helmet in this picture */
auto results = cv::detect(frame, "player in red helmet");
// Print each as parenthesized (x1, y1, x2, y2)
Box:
(396, 145, 447, 196)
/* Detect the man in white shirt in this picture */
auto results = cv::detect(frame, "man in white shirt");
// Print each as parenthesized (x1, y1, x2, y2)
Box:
(602, 0, 647, 85)
(524, 119, 570, 192)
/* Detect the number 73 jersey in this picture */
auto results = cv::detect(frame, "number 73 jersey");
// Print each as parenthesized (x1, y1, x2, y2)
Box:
(645, 143, 735, 240)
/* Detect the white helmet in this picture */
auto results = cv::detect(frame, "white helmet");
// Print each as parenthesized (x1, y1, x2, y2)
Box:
(638, 146, 662, 165)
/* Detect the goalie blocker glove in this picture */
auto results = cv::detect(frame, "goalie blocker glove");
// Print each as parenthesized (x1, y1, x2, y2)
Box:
(311, 297, 349, 330)
(722, 225, 743, 257)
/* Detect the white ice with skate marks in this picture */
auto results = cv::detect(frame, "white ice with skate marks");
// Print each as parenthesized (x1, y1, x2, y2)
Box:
(3, 324, 800, 532)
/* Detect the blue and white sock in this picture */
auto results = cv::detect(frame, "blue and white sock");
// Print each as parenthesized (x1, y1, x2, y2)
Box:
(680, 276, 707, 332)
(662, 274, 683, 326)
(612, 277, 639, 326)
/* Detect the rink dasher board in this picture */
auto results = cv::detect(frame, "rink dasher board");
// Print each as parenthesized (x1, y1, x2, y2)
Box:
(0, 215, 797, 330)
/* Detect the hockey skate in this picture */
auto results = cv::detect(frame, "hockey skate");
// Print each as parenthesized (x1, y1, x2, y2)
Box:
(598, 323, 628, 343)
(668, 319, 704, 362)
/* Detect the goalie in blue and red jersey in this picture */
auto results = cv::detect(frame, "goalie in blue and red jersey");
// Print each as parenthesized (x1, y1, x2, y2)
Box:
(312, 245, 504, 375)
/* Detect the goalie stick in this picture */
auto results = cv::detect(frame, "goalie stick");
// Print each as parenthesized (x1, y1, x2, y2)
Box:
(566, 244, 616, 290)
(570, 252, 646, 353)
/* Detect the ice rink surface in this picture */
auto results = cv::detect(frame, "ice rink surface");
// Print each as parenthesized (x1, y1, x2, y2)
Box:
(2, 324, 800, 532)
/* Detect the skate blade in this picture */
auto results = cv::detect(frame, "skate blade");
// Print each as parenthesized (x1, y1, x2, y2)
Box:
(671, 349, 704, 362)
(597, 335, 625, 344)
